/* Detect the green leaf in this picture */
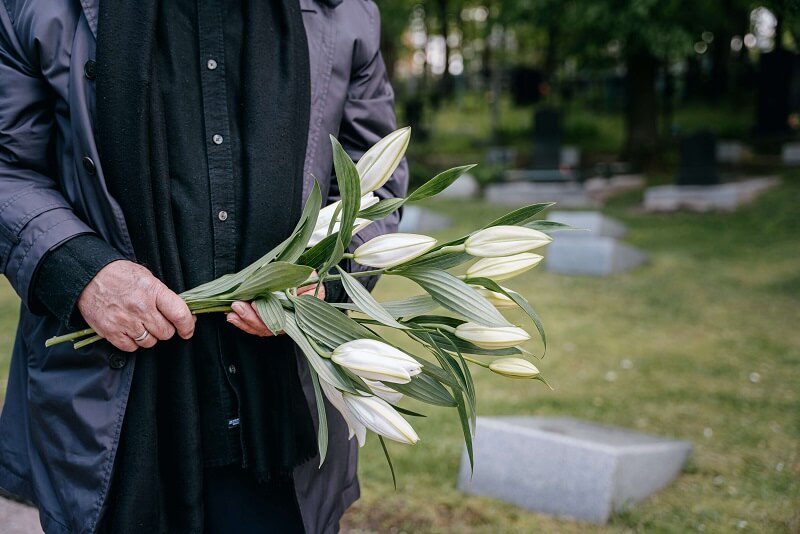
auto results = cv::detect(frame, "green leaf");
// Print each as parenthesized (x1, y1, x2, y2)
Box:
(298, 233, 338, 270)
(391, 267, 511, 328)
(276, 180, 323, 263)
(465, 277, 546, 353)
(378, 436, 397, 490)
(358, 198, 405, 221)
(387, 372, 458, 407)
(455, 390, 474, 474)
(419, 329, 522, 356)
(406, 164, 476, 203)
(330, 136, 361, 253)
(308, 367, 329, 467)
(391, 405, 427, 418)
(335, 267, 409, 329)
(334, 294, 438, 318)
(252, 294, 286, 334)
(403, 251, 472, 271)
(283, 313, 355, 392)
(524, 220, 577, 234)
(293, 294, 379, 350)
(485, 202, 555, 228)
(228, 262, 313, 300)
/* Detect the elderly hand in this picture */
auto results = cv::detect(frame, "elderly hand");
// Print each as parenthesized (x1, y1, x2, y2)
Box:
(226, 273, 326, 337)
(77, 260, 196, 352)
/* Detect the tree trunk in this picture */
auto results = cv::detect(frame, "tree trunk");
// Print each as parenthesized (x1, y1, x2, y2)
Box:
(437, 0, 453, 96)
(624, 49, 659, 167)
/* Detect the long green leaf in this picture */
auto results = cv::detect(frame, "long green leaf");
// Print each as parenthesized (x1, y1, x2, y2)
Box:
(334, 294, 437, 318)
(326, 136, 361, 270)
(419, 330, 522, 356)
(276, 180, 323, 263)
(387, 372, 457, 407)
(358, 198, 405, 220)
(308, 367, 329, 466)
(228, 263, 313, 300)
(293, 295, 379, 349)
(524, 220, 577, 234)
(378, 436, 397, 490)
(391, 267, 511, 328)
(298, 233, 339, 270)
(455, 389, 474, 473)
(283, 313, 355, 392)
(252, 294, 286, 334)
(406, 164, 476, 202)
(335, 267, 408, 329)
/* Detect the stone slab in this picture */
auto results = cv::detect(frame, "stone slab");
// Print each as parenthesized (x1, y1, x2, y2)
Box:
(583, 175, 645, 202)
(716, 140, 750, 164)
(397, 206, 452, 233)
(435, 173, 479, 200)
(547, 211, 628, 239)
(643, 176, 780, 212)
(545, 235, 646, 276)
(782, 142, 800, 166)
(457, 417, 692, 524)
(0, 496, 42, 534)
(485, 182, 596, 208)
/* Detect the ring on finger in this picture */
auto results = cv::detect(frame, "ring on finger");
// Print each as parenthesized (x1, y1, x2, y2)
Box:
(133, 329, 150, 342)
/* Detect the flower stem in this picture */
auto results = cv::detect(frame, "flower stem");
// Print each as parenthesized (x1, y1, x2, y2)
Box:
(45, 327, 96, 347)
(73, 335, 103, 350)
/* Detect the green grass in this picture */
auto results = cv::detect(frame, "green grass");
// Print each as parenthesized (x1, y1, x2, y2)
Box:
(0, 176, 798, 532)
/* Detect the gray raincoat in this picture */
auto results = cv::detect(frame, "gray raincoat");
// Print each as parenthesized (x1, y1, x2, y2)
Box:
(0, 0, 408, 532)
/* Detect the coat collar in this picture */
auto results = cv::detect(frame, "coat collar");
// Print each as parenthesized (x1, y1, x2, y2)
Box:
(82, 0, 341, 36)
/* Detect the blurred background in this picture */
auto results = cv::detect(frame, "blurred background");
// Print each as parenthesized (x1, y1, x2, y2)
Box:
(1, 0, 799, 532)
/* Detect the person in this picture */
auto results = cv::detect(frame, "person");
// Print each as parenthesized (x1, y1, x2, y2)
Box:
(0, 0, 407, 532)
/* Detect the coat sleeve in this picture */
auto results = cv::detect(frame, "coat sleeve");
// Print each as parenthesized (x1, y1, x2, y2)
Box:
(0, 7, 96, 309)
(327, 1, 409, 298)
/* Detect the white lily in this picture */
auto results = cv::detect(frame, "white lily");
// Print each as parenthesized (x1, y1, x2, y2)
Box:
(307, 193, 379, 247)
(331, 339, 422, 384)
(363, 378, 404, 405)
(319, 380, 367, 447)
(353, 233, 437, 268)
(473, 286, 517, 309)
(464, 226, 552, 257)
(356, 127, 411, 193)
(454, 322, 530, 350)
(466, 253, 543, 281)
(342, 393, 420, 445)
(488, 358, 541, 379)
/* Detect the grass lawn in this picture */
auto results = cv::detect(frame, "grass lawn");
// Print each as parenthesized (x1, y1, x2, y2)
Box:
(0, 175, 797, 532)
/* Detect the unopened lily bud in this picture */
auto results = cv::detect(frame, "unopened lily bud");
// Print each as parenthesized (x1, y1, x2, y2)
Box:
(356, 127, 411, 193)
(353, 233, 437, 268)
(342, 393, 420, 445)
(308, 193, 378, 246)
(465, 226, 552, 257)
(466, 253, 543, 281)
(331, 339, 422, 384)
(473, 286, 517, 309)
(319, 380, 367, 447)
(363, 378, 404, 405)
(489, 358, 540, 379)
(454, 322, 530, 350)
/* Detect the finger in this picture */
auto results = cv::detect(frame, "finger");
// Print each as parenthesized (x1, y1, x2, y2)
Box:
(231, 302, 271, 336)
(141, 312, 175, 341)
(227, 312, 261, 336)
(134, 330, 158, 349)
(249, 302, 275, 337)
(155, 284, 195, 339)
(108, 334, 138, 353)
(297, 283, 325, 300)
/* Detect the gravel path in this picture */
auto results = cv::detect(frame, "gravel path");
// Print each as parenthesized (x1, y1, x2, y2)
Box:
(0, 496, 43, 533)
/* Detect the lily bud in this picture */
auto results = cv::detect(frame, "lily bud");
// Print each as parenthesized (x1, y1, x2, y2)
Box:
(356, 127, 411, 193)
(363, 378, 404, 405)
(353, 233, 437, 268)
(308, 193, 378, 247)
(319, 380, 367, 447)
(454, 322, 530, 350)
(489, 358, 540, 379)
(466, 253, 543, 281)
(342, 393, 420, 445)
(464, 226, 552, 257)
(473, 286, 517, 309)
(331, 339, 422, 384)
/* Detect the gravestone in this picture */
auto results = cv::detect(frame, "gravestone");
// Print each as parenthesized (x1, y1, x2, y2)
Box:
(644, 176, 780, 212)
(782, 142, 800, 166)
(397, 206, 452, 233)
(435, 173, 479, 200)
(716, 140, 748, 164)
(676, 131, 719, 185)
(545, 211, 646, 276)
(457, 417, 692, 524)
(485, 182, 595, 208)
(532, 107, 561, 171)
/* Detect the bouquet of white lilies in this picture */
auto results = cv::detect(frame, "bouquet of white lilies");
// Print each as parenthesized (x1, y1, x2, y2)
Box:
(47, 127, 568, 479)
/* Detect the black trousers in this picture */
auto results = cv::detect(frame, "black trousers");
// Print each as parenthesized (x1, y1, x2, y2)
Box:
(203, 467, 304, 534)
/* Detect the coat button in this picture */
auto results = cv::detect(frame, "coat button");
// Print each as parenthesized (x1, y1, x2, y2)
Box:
(82, 156, 96, 175)
(84, 59, 96, 80)
(109, 353, 127, 369)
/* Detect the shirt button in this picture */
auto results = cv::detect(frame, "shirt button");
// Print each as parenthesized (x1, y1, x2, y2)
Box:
(212, 134, 224, 145)
(228, 364, 237, 375)
(84, 59, 97, 80)
(217, 210, 228, 221)
(207, 58, 218, 70)
(82, 156, 96, 175)
(109, 353, 127, 369)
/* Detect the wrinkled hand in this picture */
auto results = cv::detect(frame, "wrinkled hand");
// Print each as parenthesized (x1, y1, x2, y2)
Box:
(226, 273, 325, 337)
(77, 260, 196, 352)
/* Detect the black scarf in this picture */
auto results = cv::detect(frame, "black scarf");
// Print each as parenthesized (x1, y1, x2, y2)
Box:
(96, 0, 314, 531)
